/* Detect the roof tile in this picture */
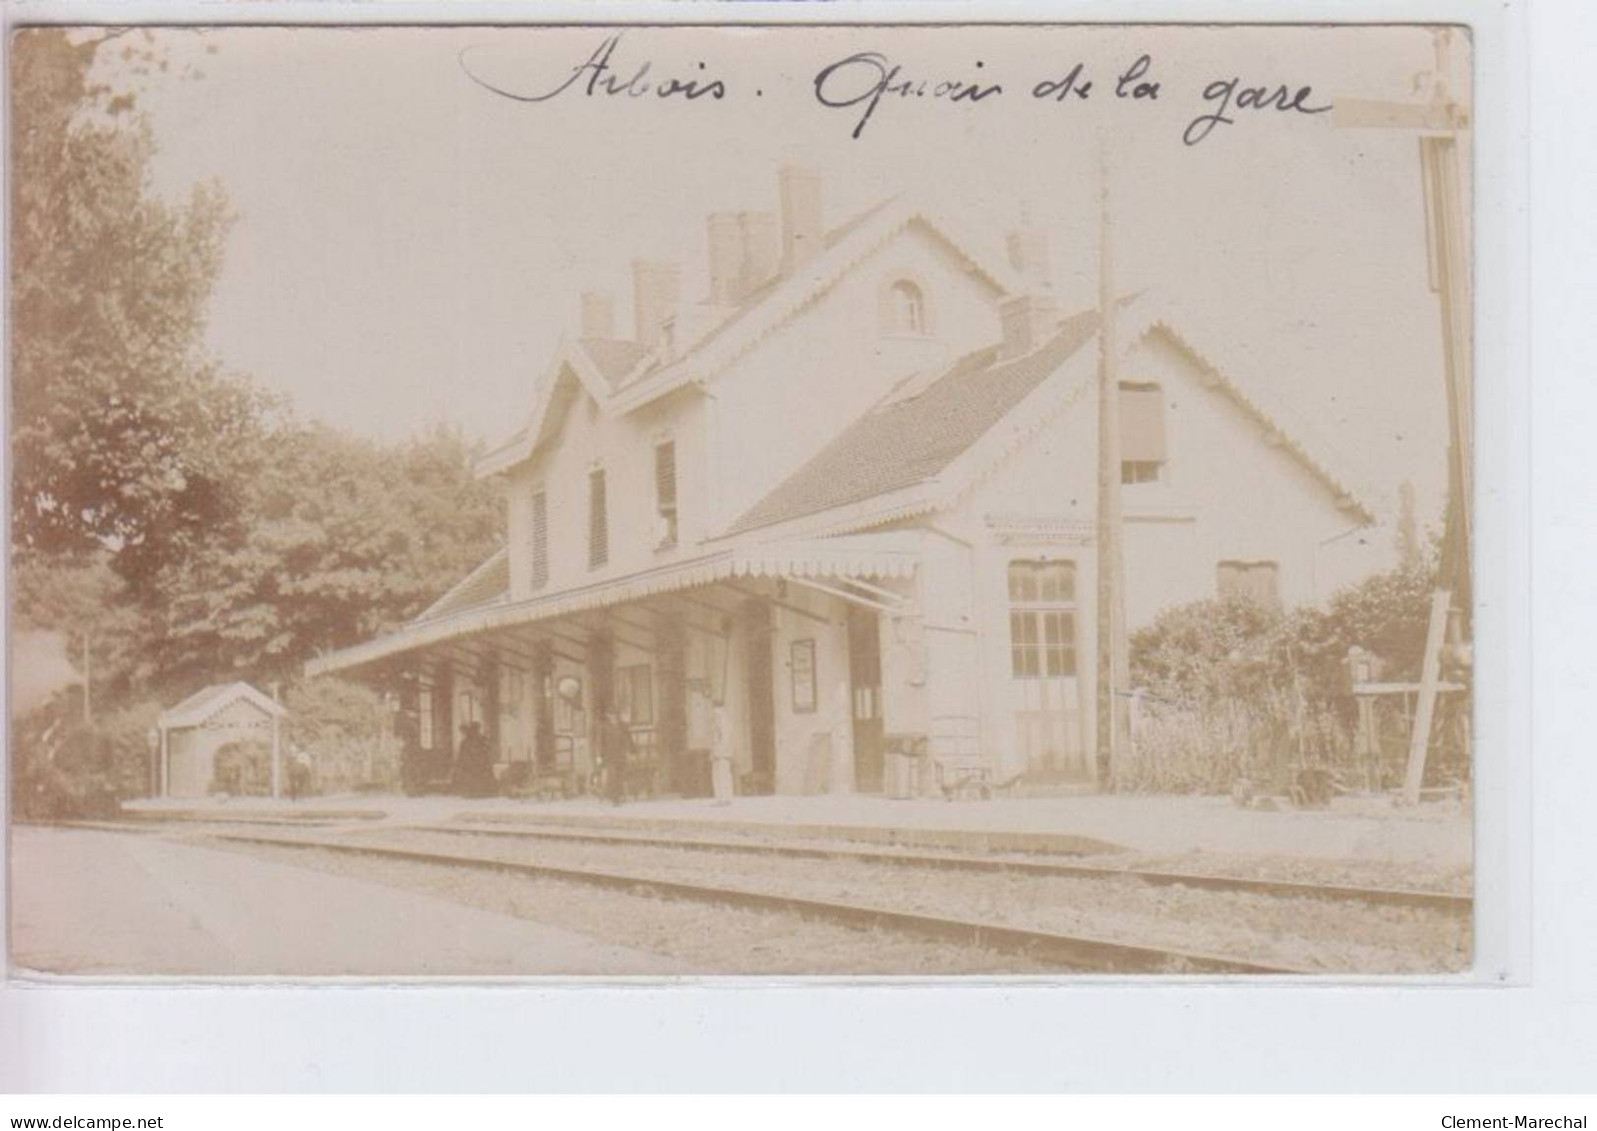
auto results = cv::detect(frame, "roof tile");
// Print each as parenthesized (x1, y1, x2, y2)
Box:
(729, 308, 1101, 535)
(415, 548, 510, 623)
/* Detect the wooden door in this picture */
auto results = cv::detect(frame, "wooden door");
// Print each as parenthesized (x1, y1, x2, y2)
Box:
(848, 608, 884, 792)
(1005, 560, 1089, 782)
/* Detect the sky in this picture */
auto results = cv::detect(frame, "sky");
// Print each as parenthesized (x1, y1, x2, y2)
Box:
(102, 23, 1467, 525)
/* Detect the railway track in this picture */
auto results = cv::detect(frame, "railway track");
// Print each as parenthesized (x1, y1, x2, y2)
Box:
(210, 828, 1329, 975)
(64, 812, 1473, 916)
(398, 820, 1472, 916)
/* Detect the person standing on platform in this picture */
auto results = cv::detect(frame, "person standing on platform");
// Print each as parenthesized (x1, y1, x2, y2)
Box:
(687, 685, 714, 798)
(453, 721, 496, 798)
(711, 702, 735, 806)
(599, 707, 632, 806)
(286, 744, 313, 801)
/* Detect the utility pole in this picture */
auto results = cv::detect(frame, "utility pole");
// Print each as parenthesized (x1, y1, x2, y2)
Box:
(270, 680, 283, 800)
(1335, 29, 1472, 804)
(81, 631, 92, 725)
(1094, 146, 1131, 788)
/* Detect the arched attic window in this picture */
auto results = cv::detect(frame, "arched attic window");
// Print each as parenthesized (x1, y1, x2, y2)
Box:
(879, 278, 929, 336)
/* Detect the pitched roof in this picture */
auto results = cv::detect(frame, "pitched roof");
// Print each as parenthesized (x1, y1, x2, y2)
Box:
(576, 337, 651, 388)
(614, 199, 1018, 408)
(477, 197, 1022, 477)
(1127, 307, 1378, 523)
(624, 196, 902, 387)
(307, 536, 922, 679)
(729, 309, 1102, 536)
(726, 295, 1377, 539)
(159, 682, 286, 729)
(414, 547, 510, 624)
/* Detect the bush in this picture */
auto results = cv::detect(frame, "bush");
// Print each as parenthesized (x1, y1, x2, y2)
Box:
(10, 697, 161, 820)
(282, 677, 398, 794)
(1124, 557, 1466, 795)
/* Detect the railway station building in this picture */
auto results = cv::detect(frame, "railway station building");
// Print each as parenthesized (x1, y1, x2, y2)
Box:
(307, 167, 1386, 798)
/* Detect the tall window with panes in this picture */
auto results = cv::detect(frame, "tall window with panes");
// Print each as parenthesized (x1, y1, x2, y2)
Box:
(1008, 560, 1078, 679)
(654, 440, 678, 549)
(528, 489, 548, 591)
(588, 468, 608, 569)
(1119, 381, 1167, 484)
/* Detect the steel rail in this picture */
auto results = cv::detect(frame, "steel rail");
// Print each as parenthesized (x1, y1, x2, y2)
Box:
(213, 831, 1314, 976)
(402, 821, 1473, 916)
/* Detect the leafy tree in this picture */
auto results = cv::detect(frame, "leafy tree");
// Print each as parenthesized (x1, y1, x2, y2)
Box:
(7, 32, 505, 810)
(11, 696, 161, 820)
(283, 677, 398, 793)
(1318, 558, 1437, 681)
(1128, 595, 1283, 707)
(152, 423, 502, 689)
(10, 552, 154, 705)
(1125, 553, 1459, 793)
(1131, 556, 1439, 711)
(9, 28, 267, 591)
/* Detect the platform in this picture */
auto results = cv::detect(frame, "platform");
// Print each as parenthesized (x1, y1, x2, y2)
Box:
(121, 790, 1472, 868)
(10, 824, 691, 978)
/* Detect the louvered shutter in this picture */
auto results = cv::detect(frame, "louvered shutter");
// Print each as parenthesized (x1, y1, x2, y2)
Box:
(1119, 382, 1168, 463)
(588, 470, 608, 568)
(529, 491, 548, 590)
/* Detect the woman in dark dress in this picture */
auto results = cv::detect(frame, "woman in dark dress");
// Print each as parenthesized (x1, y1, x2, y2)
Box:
(452, 721, 497, 798)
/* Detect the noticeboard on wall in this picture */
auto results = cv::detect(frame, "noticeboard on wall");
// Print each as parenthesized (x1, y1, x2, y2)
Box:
(790, 639, 817, 714)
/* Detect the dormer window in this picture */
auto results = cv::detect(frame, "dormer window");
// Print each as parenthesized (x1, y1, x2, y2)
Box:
(881, 279, 928, 336)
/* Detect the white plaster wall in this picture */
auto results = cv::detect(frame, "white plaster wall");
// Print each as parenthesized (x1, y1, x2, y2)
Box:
(499, 225, 1006, 604)
(766, 588, 852, 796)
(166, 730, 208, 798)
(1116, 329, 1389, 626)
(165, 700, 279, 797)
(879, 609, 929, 739)
(915, 532, 984, 749)
(709, 225, 1005, 531)
(955, 330, 1388, 632)
(933, 328, 1391, 779)
(504, 384, 709, 602)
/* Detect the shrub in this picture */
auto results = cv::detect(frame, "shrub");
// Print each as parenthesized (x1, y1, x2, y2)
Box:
(282, 677, 398, 794)
(1124, 556, 1465, 795)
(10, 697, 161, 820)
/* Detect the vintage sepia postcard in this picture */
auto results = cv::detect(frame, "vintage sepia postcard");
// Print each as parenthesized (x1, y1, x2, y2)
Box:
(7, 21, 1476, 979)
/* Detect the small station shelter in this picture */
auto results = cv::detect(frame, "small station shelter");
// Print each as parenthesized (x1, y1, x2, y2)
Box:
(156, 682, 288, 799)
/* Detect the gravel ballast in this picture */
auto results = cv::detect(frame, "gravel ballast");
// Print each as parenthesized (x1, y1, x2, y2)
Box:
(226, 827, 1471, 974)
(210, 838, 1077, 976)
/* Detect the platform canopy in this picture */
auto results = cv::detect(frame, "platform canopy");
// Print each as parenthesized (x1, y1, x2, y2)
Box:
(305, 534, 921, 680)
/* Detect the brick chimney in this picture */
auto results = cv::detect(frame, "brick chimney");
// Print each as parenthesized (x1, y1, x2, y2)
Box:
(633, 260, 680, 348)
(740, 211, 781, 296)
(779, 165, 824, 273)
(706, 213, 744, 305)
(579, 291, 615, 340)
(998, 294, 1059, 361)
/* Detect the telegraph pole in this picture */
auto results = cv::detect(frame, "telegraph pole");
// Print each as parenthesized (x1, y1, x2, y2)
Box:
(270, 680, 283, 800)
(1095, 146, 1130, 788)
(1335, 29, 1472, 804)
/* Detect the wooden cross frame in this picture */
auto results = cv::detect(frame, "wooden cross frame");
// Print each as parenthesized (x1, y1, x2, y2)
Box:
(1335, 29, 1473, 805)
